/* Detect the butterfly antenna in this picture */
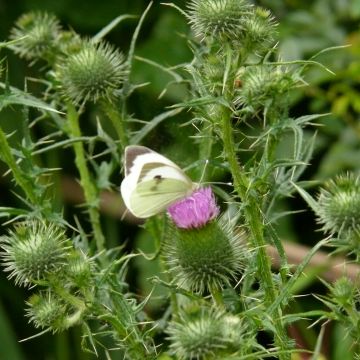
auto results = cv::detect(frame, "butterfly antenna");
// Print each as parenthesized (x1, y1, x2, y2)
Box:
(198, 159, 209, 185)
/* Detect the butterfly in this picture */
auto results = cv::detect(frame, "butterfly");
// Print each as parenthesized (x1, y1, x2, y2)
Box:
(120, 145, 196, 218)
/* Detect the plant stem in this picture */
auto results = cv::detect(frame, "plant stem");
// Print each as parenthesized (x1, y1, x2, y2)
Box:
(67, 104, 105, 252)
(220, 107, 290, 359)
(210, 286, 225, 308)
(101, 100, 128, 149)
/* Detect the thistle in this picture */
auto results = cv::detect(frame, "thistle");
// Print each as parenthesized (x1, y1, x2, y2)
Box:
(316, 173, 360, 236)
(0, 221, 70, 286)
(167, 306, 251, 359)
(55, 40, 127, 106)
(242, 7, 278, 54)
(234, 65, 299, 120)
(166, 187, 247, 293)
(187, 0, 252, 43)
(66, 252, 94, 288)
(26, 292, 68, 333)
(9, 12, 61, 62)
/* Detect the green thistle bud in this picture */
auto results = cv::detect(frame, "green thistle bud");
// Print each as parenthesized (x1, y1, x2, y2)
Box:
(167, 306, 250, 359)
(316, 173, 360, 236)
(0, 221, 70, 286)
(26, 292, 68, 332)
(234, 65, 298, 117)
(9, 12, 61, 62)
(57, 30, 83, 56)
(198, 54, 225, 94)
(56, 40, 127, 105)
(242, 7, 277, 54)
(66, 252, 94, 287)
(331, 277, 355, 308)
(187, 0, 251, 43)
(165, 209, 247, 293)
(167, 307, 227, 359)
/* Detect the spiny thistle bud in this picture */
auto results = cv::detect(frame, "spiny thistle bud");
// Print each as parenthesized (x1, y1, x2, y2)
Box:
(9, 12, 61, 62)
(56, 30, 83, 56)
(242, 7, 277, 54)
(316, 173, 360, 236)
(167, 306, 249, 359)
(26, 292, 68, 332)
(330, 277, 355, 308)
(55, 40, 127, 105)
(234, 65, 298, 118)
(66, 252, 94, 287)
(187, 0, 252, 43)
(166, 187, 247, 293)
(0, 221, 70, 286)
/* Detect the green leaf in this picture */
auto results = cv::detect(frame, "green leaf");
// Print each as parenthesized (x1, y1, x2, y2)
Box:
(292, 182, 319, 213)
(0, 85, 62, 114)
(92, 14, 136, 42)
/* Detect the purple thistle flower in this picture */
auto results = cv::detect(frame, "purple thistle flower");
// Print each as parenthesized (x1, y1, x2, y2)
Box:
(167, 187, 219, 229)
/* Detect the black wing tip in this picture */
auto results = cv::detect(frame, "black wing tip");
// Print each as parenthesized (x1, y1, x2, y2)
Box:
(125, 145, 154, 175)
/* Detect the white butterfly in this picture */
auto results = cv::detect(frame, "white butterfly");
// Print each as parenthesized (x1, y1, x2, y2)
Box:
(120, 145, 196, 218)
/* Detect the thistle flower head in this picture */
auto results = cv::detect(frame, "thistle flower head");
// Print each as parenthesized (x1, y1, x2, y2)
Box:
(187, 0, 252, 43)
(242, 7, 278, 54)
(330, 277, 355, 308)
(165, 216, 247, 293)
(26, 292, 68, 333)
(55, 40, 127, 105)
(66, 252, 94, 287)
(316, 173, 360, 235)
(57, 30, 83, 56)
(0, 221, 70, 286)
(167, 306, 249, 359)
(9, 12, 61, 62)
(168, 187, 219, 229)
(235, 65, 298, 116)
(167, 307, 227, 359)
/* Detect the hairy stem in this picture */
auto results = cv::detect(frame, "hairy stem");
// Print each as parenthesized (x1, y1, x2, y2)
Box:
(67, 104, 105, 252)
(220, 107, 290, 359)
(101, 100, 128, 149)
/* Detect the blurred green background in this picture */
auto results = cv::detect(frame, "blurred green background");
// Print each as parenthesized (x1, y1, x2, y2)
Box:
(0, 0, 360, 359)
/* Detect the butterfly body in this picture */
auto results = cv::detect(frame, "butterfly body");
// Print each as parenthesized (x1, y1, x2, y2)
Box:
(121, 146, 195, 218)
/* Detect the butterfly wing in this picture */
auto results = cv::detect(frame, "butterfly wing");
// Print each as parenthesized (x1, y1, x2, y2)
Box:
(128, 177, 193, 218)
(121, 146, 194, 218)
